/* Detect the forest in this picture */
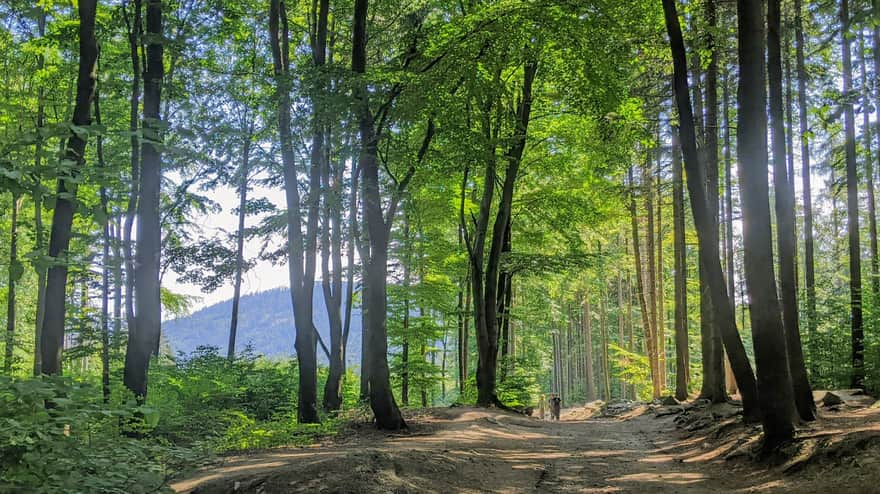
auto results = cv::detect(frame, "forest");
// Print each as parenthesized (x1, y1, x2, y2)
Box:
(2, 0, 880, 492)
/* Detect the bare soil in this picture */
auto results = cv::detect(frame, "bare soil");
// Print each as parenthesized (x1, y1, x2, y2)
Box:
(172, 401, 880, 493)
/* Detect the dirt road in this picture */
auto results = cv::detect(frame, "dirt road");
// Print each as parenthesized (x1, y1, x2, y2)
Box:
(171, 405, 877, 493)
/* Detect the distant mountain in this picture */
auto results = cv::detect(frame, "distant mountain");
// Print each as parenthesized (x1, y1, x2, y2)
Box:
(162, 285, 362, 366)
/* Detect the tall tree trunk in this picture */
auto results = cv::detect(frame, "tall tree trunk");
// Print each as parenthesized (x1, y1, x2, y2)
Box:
(123, 0, 163, 399)
(672, 127, 689, 402)
(352, 0, 406, 429)
(629, 168, 656, 395)
(662, 0, 760, 421)
(840, 0, 865, 390)
(40, 0, 99, 376)
(656, 169, 666, 393)
(583, 289, 596, 401)
(617, 270, 626, 399)
(228, 130, 252, 361)
(738, 0, 797, 448)
(95, 88, 111, 402)
(32, 8, 47, 377)
(859, 33, 879, 333)
(698, 0, 726, 404)
(643, 161, 661, 399)
(794, 0, 818, 378)
(4, 194, 19, 374)
(599, 283, 611, 400)
(322, 130, 347, 412)
(123, 0, 142, 337)
(270, 0, 321, 423)
(401, 214, 412, 407)
(768, 0, 815, 422)
(471, 62, 537, 407)
(722, 69, 739, 396)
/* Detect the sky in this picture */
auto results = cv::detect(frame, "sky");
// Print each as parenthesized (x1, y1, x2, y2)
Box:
(164, 179, 291, 312)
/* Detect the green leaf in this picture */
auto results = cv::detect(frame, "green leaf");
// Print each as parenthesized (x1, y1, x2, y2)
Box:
(9, 260, 24, 282)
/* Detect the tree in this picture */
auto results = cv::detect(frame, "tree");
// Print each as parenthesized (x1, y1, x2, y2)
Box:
(672, 126, 689, 401)
(269, 0, 321, 423)
(123, 0, 164, 399)
(840, 0, 864, 390)
(351, 0, 406, 429)
(662, 0, 760, 421)
(767, 0, 815, 421)
(40, 0, 99, 375)
(737, 0, 796, 448)
(698, 0, 726, 403)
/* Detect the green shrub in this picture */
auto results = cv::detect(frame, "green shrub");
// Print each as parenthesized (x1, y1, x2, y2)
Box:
(0, 376, 193, 494)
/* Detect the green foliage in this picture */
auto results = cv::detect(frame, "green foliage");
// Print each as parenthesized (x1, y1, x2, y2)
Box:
(608, 344, 653, 401)
(496, 356, 542, 408)
(0, 376, 192, 494)
(149, 346, 352, 453)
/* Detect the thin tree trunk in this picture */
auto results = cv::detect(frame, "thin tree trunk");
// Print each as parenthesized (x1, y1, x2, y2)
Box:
(599, 283, 611, 400)
(643, 161, 660, 399)
(583, 288, 595, 401)
(840, 0, 865, 390)
(122, 0, 141, 337)
(41, 0, 99, 376)
(629, 168, 655, 395)
(322, 126, 346, 411)
(698, 0, 726, 404)
(794, 0, 818, 378)
(617, 270, 626, 399)
(401, 214, 411, 407)
(32, 8, 47, 377)
(656, 162, 666, 393)
(123, 0, 163, 400)
(859, 33, 879, 331)
(4, 194, 19, 373)
(722, 67, 739, 396)
(95, 88, 111, 402)
(672, 127, 689, 401)
(228, 130, 252, 361)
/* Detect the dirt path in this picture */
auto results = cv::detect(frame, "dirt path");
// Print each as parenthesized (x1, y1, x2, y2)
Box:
(172, 405, 878, 493)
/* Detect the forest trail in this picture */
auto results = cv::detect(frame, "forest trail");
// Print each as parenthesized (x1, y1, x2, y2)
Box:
(171, 404, 880, 493)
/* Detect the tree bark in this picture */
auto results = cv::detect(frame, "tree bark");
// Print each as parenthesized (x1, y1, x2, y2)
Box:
(583, 288, 596, 401)
(768, 0, 815, 422)
(228, 128, 252, 361)
(270, 0, 321, 423)
(470, 61, 537, 407)
(352, 0, 406, 429)
(40, 0, 99, 376)
(95, 88, 111, 402)
(737, 0, 797, 448)
(697, 0, 726, 404)
(656, 166, 666, 393)
(859, 33, 879, 339)
(122, 0, 141, 338)
(123, 0, 164, 400)
(643, 159, 661, 399)
(4, 194, 19, 373)
(661, 0, 760, 421)
(672, 127, 689, 402)
(721, 69, 739, 397)
(794, 0, 818, 378)
(840, 0, 865, 390)
(32, 7, 47, 377)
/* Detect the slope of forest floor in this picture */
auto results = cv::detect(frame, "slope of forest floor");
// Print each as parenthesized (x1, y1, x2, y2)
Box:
(172, 399, 880, 493)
